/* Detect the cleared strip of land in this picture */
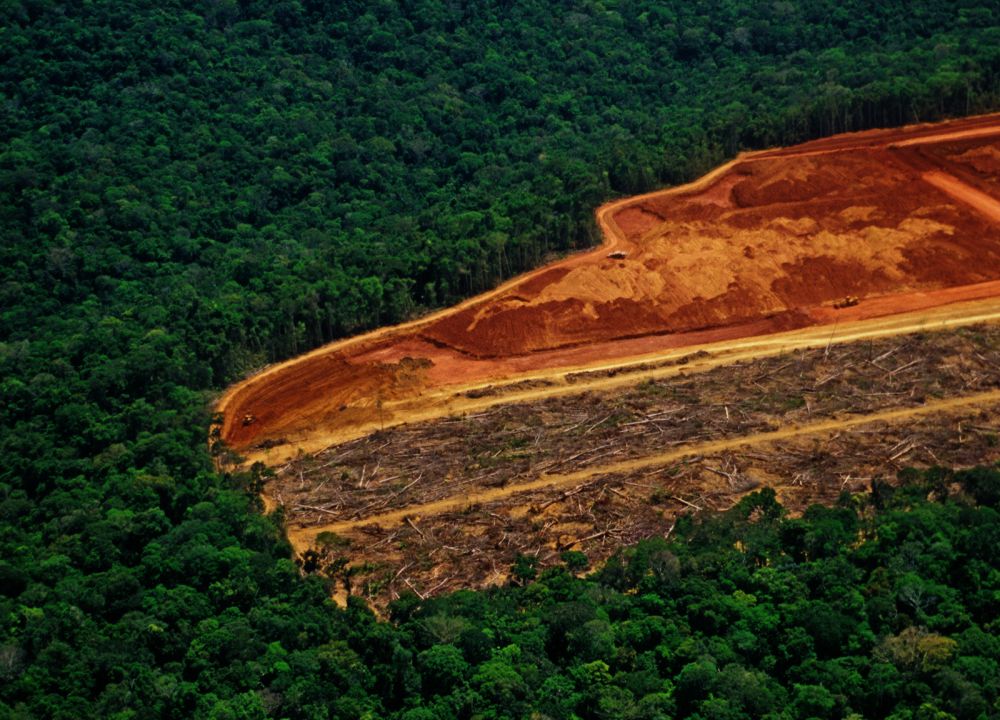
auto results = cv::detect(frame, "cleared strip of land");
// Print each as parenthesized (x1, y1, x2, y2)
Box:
(242, 296, 1000, 465)
(301, 392, 1000, 606)
(291, 388, 1000, 541)
(270, 322, 1000, 526)
(269, 322, 1000, 605)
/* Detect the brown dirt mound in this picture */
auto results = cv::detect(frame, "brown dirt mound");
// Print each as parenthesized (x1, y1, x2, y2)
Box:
(952, 143, 1000, 180)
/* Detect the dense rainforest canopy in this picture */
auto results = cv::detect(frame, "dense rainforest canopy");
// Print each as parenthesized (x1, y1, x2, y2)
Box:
(1, 0, 999, 717)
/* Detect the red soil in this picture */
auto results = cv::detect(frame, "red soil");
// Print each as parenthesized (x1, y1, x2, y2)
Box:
(919, 137, 1000, 199)
(219, 114, 1000, 454)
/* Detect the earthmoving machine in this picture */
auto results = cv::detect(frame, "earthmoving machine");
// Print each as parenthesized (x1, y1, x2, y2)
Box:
(242, 414, 256, 426)
(833, 295, 860, 309)
(606, 250, 628, 259)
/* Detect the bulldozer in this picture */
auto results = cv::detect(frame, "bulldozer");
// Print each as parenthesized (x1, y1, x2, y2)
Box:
(833, 295, 860, 309)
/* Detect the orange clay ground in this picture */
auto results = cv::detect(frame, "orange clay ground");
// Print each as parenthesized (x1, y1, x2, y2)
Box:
(218, 114, 1000, 462)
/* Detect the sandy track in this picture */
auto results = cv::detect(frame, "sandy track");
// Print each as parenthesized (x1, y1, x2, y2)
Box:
(286, 388, 1000, 546)
(219, 113, 1000, 462)
(921, 171, 1000, 223)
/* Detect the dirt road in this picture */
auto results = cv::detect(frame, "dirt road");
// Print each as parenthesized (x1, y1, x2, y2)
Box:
(920, 171, 1000, 223)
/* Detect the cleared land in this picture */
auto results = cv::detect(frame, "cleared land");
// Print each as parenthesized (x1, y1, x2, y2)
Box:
(218, 114, 1000, 461)
(214, 116, 1000, 607)
(265, 323, 1000, 606)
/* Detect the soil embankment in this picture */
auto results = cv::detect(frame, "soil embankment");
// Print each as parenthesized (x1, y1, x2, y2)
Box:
(218, 114, 1000, 461)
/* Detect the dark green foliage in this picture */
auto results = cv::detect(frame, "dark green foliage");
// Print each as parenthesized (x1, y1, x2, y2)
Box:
(511, 554, 538, 584)
(560, 550, 589, 572)
(1, 0, 999, 717)
(385, 474, 1000, 720)
(957, 466, 1000, 507)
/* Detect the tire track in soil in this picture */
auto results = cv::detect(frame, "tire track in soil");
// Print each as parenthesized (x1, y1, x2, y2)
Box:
(920, 171, 1000, 224)
(286, 387, 1000, 548)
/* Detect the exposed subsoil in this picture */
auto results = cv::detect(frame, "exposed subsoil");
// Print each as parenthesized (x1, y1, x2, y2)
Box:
(420, 137, 1000, 358)
(218, 115, 1000, 459)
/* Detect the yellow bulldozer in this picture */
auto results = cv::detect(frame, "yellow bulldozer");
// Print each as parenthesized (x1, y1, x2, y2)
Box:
(833, 295, 860, 309)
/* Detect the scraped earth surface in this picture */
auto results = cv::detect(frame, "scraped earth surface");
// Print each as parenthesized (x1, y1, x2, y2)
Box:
(215, 115, 1000, 607)
(423, 142, 995, 357)
(219, 114, 1000, 459)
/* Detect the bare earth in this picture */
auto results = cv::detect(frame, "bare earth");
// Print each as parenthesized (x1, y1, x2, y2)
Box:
(213, 116, 1000, 607)
(218, 114, 1000, 462)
